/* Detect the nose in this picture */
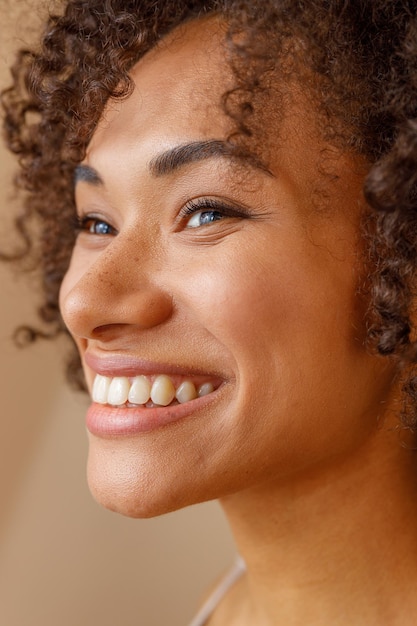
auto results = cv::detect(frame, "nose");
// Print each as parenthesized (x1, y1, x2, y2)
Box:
(60, 237, 173, 342)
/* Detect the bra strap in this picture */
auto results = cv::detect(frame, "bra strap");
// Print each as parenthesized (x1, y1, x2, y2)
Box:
(188, 557, 246, 626)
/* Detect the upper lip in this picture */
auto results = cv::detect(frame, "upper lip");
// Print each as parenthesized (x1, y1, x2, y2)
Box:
(84, 351, 225, 380)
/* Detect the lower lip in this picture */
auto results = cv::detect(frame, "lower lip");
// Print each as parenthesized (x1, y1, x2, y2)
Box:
(86, 390, 222, 437)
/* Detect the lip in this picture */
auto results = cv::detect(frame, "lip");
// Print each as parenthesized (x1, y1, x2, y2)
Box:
(86, 385, 225, 437)
(83, 351, 229, 436)
(84, 351, 224, 379)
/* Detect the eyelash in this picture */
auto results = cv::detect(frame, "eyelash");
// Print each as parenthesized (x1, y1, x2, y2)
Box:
(73, 215, 117, 236)
(73, 197, 247, 236)
(178, 198, 248, 225)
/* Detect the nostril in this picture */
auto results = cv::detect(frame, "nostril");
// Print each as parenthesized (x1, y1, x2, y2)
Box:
(91, 324, 133, 340)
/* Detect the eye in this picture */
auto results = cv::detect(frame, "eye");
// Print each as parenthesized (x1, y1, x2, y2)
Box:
(180, 198, 248, 229)
(75, 216, 117, 236)
(186, 210, 223, 228)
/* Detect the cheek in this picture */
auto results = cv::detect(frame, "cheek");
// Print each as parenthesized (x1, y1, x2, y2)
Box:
(175, 235, 392, 437)
(178, 240, 336, 364)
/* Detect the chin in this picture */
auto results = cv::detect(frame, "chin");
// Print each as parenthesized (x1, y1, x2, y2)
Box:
(86, 437, 211, 519)
(87, 481, 172, 519)
(87, 465, 190, 519)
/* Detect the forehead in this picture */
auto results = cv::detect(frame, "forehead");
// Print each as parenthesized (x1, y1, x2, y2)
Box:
(87, 17, 233, 161)
(83, 14, 365, 205)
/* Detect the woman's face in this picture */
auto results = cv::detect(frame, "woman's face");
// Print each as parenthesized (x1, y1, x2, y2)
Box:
(60, 17, 396, 517)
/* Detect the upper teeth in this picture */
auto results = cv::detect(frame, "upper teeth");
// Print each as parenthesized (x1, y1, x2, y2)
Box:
(92, 374, 215, 407)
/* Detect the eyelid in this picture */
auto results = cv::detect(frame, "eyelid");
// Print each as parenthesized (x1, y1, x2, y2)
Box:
(74, 213, 118, 236)
(178, 197, 251, 220)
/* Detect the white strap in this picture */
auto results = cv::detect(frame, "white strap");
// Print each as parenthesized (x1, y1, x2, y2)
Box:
(188, 557, 246, 626)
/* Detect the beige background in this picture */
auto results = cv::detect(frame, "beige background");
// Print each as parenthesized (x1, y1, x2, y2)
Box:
(0, 3, 235, 625)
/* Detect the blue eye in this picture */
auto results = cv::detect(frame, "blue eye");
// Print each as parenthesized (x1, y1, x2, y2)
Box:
(180, 198, 248, 229)
(76, 216, 116, 236)
(186, 210, 223, 228)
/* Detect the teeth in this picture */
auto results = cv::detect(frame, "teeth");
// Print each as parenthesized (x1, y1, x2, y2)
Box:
(150, 375, 176, 407)
(91, 374, 216, 407)
(176, 381, 198, 404)
(108, 377, 130, 406)
(198, 382, 214, 397)
(128, 376, 151, 405)
(92, 374, 111, 404)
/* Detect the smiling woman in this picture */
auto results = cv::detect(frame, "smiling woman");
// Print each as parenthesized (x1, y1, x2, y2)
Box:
(3, 1, 417, 625)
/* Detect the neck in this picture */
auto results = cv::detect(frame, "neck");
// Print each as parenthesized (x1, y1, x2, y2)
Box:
(220, 423, 417, 625)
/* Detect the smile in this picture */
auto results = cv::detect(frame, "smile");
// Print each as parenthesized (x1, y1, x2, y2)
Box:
(92, 374, 217, 408)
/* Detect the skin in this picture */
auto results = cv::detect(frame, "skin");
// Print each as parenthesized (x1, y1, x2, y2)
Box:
(59, 17, 417, 626)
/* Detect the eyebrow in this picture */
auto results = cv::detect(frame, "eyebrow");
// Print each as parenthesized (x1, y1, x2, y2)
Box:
(74, 164, 103, 186)
(74, 139, 272, 187)
(149, 139, 272, 176)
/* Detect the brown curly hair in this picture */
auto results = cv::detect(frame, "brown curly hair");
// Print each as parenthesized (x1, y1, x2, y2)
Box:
(2, 0, 417, 422)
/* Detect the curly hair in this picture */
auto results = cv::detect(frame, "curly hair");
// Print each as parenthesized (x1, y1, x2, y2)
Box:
(2, 0, 417, 422)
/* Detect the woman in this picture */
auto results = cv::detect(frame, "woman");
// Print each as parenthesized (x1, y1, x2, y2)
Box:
(3, 1, 417, 623)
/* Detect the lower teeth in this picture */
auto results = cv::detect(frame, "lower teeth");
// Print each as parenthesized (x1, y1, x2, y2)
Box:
(123, 399, 181, 409)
